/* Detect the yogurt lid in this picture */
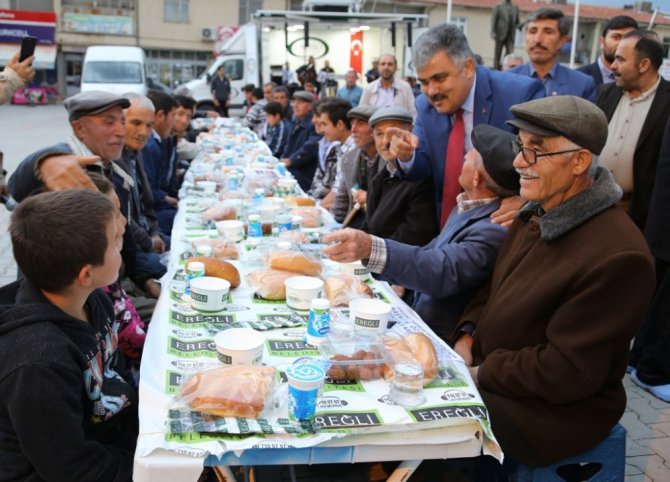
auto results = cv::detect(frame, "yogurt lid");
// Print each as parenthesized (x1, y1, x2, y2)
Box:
(286, 361, 325, 383)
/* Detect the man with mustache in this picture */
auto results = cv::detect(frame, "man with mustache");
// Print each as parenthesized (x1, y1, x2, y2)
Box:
(454, 95, 654, 471)
(508, 8, 596, 101)
(386, 24, 544, 228)
(577, 16, 638, 87)
(359, 54, 416, 117)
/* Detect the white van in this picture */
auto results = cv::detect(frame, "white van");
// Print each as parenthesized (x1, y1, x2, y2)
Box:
(80, 45, 148, 95)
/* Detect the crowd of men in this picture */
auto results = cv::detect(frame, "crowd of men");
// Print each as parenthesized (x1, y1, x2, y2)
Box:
(0, 6, 669, 481)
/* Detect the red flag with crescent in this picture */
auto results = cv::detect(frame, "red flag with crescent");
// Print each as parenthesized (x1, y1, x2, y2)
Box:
(350, 31, 364, 73)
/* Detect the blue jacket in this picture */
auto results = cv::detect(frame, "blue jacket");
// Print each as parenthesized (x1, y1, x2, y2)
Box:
(266, 118, 291, 158)
(141, 132, 178, 211)
(509, 62, 597, 101)
(379, 201, 507, 342)
(281, 112, 321, 192)
(408, 66, 544, 219)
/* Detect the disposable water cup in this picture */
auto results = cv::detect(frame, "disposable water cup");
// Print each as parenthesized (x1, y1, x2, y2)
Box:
(189, 276, 230, 312)
(214, 328, 265, 365)
(216, 219, 245, 242)
(349, 298, 391, 334)
(285, 276, 324, 312)
(389, 361, 426, 407)
(286, 362, 325, 421)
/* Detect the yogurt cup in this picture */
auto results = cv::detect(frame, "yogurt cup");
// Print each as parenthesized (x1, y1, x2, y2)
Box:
(339, 260, 371, 280)
(216, 219, 245, 242)
(189, 276, 230, 312)
(285, 276, 324, 312)
(214, 328, 265, 365)
(349, 298, 391, 334)
(278, 178, 297, 190)
(286, 361, 325, 421)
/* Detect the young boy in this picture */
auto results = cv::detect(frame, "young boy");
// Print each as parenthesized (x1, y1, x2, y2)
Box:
(264, 100, 291, 158)
(0, 189, 136, 481)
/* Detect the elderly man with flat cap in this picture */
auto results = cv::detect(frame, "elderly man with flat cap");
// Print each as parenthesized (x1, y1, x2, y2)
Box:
(9, 90, 129, 202)
(8, 90, 138, 275)
(325, 124, 519, 340)
(330, 104, 378, 227)
(452, 95, 655, 470)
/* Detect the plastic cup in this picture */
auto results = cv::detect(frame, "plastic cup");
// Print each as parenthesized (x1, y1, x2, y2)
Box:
(285, 276, 324, 312)
(216, 219, 245, 242)
(189, 276, 230, 312)
(286, 361, 325, 421)
(388, 361, 426, 407)
(349, 298, 391, 334)
(214, 328, 265, 365)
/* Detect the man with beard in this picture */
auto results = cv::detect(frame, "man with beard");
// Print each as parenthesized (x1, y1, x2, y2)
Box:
(508, 8, 596, 101)
(597, 30, 670, 231)
(578, 16, 638, 87)
(359, 54, 416, 117)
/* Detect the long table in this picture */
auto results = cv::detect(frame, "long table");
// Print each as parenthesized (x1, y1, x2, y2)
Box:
(132, 125, 502, 482)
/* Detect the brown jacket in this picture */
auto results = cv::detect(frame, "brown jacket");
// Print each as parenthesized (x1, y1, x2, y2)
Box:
(457, 168, 655, 466)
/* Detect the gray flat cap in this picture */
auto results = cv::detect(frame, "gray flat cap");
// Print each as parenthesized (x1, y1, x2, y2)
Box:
(471, 124, 519, 192)
(347, 104, 378, 121)
(507, 95, 608, 154)
(64, 91, 131, 122)
(292, 91, 315, 103)
(368, 105, 413, 128)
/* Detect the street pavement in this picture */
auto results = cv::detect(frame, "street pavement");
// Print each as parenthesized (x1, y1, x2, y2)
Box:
(0, 104, 668, 480)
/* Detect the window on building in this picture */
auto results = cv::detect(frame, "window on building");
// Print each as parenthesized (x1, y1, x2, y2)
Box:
(164, 0, 190, 23)
(239, 0, 263, 24)
(449, 17, 467, 35)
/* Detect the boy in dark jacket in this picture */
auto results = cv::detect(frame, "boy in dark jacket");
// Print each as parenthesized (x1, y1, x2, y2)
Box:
(0, 189, 136, 482)
(264, 101, 291, 158)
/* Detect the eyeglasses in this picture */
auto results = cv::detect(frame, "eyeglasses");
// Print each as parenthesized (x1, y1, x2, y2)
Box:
(511, 140, 581, 165)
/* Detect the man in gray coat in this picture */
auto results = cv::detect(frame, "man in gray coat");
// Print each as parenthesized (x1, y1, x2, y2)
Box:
(491, 0, 520, 70)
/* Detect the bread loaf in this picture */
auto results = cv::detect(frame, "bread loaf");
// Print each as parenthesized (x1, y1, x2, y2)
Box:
(246, 269, 296, 300)
(285, 196, 316, 207)
(324, 274, 373, 307)
(382, 333, 438, 386)
(180, 365, 275, 418)
(268, 250, 322, 276)
(186, 256, 241, 288)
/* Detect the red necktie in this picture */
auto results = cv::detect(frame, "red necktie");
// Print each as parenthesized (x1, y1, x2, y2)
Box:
(441, 108, 464, 227)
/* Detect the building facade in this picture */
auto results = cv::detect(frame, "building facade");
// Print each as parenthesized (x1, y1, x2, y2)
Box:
(2, 0, 670, 99)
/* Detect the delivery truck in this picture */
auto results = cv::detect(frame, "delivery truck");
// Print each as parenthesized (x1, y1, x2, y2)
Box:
(183, 10, 427, 116)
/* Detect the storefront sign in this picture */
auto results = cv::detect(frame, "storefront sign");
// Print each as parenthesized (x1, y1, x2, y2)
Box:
(62, 12, 133, 36)
(0, 9, 56, 44)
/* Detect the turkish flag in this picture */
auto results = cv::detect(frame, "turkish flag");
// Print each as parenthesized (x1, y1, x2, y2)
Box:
(350, 31, 364, 74)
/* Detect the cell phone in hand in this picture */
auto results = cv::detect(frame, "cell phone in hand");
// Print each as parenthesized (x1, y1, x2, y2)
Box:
(19, 36, 37, 63)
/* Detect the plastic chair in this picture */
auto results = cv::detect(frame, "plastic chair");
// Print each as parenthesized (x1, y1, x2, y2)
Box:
(513, 424, 626, 482)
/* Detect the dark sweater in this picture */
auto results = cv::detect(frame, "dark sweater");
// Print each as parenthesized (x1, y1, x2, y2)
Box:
(0, 280, 137, 482)
(364, 166, 438, 246)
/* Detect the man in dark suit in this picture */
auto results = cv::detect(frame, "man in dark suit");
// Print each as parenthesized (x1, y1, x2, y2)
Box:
(597, 30, 670, 231)
(279, 91, 321, 192)
(629, 115, 670, 402)
(386, 23, 544, 226)
(508, 8, 597, 101)
(577, 16, 638, 87)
